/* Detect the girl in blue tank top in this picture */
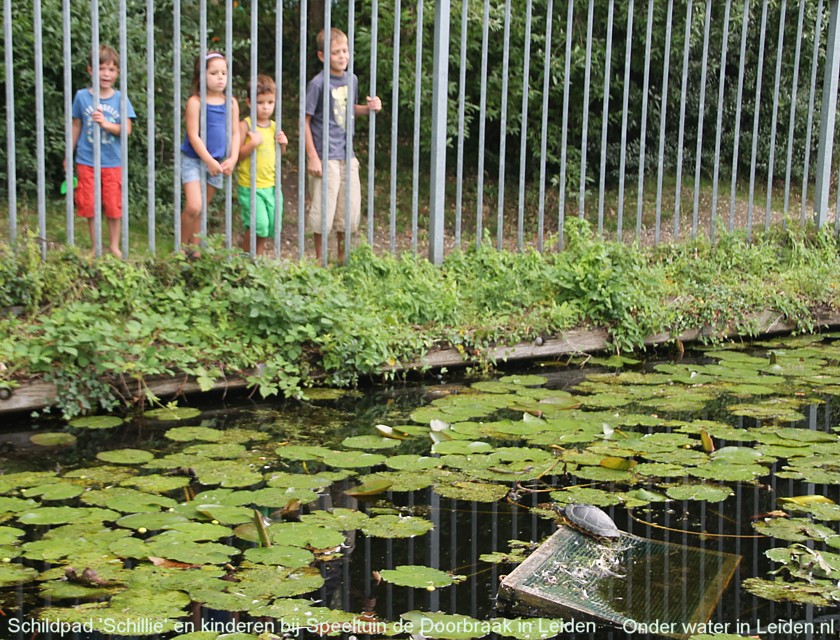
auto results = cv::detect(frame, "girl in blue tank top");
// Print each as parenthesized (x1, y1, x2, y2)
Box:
(180, 51, 240, 256)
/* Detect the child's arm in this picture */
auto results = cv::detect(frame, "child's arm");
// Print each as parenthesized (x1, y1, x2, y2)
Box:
(276, 129, 288, 154)
(238, 119, 263, 160)
(185, 96, 223, 175)
(220, 98, 240, 176)
(92, 107, 132, 136)
(304, 115, 322, 177)
(65, 118, 82, 169)
(354, 96, 382, 117)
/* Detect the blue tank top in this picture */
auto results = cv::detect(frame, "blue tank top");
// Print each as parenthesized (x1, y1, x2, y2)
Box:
(181, 102, 228, 160)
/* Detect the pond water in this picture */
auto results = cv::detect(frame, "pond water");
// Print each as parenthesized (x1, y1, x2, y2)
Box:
(0, 334, 839, 640)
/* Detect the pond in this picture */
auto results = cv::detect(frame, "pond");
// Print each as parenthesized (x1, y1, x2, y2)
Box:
(0, 333, 839, 640)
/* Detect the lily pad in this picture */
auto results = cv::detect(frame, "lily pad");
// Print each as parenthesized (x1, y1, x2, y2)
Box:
(340, 435, 402, 450)
(752, 517, 836, 542)
(30, 432, 77, 447)
(386, 455, 440, 471)
(120, 474, 191, 494)
(665, 485, 733, 503)
(320, 451, 387, 468)
(22, 482, 84, 501)
(379, 565, 458, 588)
(164, 426, 223, 442)
(498, 374, 549, 386)
(274, 444, 333, 460)
(433, 481, 509, 502)
(0, 562, 38, 587)
(145, 406, 202, 421)
(116, 511, 189, 531)
(68, 415, 124, 430)
(243, 545, 315, 567)
(361, 515, 434, 538)
(96, 448, 155, 465)
(18, 506, 119, 525)
(266, 523, 345, 549)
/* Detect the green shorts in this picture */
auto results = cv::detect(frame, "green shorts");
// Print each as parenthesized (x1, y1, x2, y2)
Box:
(238, 186, 283, 238)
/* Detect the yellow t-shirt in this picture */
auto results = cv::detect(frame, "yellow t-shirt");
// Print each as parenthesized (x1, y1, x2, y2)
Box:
(236, 117, 277, 189)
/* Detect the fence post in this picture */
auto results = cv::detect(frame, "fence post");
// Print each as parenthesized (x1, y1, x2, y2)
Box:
(428, 0, 450, 265)
(816, 0, 840, 227)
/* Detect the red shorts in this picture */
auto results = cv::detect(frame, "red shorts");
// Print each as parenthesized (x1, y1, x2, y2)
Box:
(75, 164, 123, 219)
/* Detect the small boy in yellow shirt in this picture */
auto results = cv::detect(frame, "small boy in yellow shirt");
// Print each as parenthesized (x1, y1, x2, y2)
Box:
(237, 74, 288, 255)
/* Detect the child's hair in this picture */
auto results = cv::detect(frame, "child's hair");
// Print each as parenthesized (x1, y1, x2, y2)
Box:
(90, 45, 119, 68)
(316, 28, 347, 52)
(190, 50, 226, 96)
(247, 74, 276, 98)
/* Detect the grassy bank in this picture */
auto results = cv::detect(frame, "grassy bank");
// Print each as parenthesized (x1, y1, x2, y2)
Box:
(1, 219, 839, 418)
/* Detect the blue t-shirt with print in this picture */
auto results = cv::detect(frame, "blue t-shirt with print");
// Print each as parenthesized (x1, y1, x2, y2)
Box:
(305, 71, 358, 161)
(72, 89, 136, 168)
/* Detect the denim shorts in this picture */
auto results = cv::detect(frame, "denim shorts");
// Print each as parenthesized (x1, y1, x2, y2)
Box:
(181, 153, 224, 189)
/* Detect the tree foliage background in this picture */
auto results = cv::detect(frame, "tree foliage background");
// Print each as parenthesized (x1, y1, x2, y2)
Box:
(0, 0, 831, 226)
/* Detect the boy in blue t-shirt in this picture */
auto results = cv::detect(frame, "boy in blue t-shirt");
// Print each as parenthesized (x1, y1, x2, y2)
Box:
(69, 45, 136, 258)
(304, 28, 381, 263)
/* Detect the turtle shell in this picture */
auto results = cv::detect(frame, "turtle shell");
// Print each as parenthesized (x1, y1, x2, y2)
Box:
(561, 504, 621, 541)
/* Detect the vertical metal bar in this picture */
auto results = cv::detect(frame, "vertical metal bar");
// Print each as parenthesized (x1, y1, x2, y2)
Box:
(199, 0, 208, 246)
(517, 0, 533, 252)
(174, 0, 181, 251)
(765, 0, 787, 231)
(597, 0, 614, 236)
(298, 0, 307, 259)
(320, 4, 331, 265)
(33, 0, 46, 257)
(250, 0, 258, 257)
(147, 0, 155, 254)
(454, 0, 469, 250)
(558, 0, 573, 249)
(275, 0, 283, 257)
(578, 0, 594, 219)
(710, 0, 732, 242)
(747, 0, 769, 242)
(344, 0, 355, 263)
(92, 1, 102, 258)
(428, 0, 450, 265)
(120, 0, 129, 258)
(673, 0, 693, 240)
(784, 1, 806, 222)
(654, 0, 675, 245)
(801, 0, 824, 224)
(496, 0, 512, 250)
(835, 157, 840, 234)
(366, 0, 378, 249)
(389, 0, 401, 254)
(692, 0, 712, 240)
(616, 0, 634, 242)
(636, 0, 654, 241)
(62, 0, 73, 247)
(537, 0, 554, 251)
(728, 0, 750, 233)
(476, 0, 490, 248)
(225, 0, 234, 249)
(815, 0, 840, 226)
(411, 0, 424, 255)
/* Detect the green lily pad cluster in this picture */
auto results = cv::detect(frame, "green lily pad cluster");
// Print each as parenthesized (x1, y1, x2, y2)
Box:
(2, 336, 840, 629)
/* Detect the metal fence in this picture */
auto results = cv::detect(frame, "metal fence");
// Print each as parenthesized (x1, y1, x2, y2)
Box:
(3, 0, 840, 264)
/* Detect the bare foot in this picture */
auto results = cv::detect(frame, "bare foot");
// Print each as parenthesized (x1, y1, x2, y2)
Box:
(109, 246, 123, 259)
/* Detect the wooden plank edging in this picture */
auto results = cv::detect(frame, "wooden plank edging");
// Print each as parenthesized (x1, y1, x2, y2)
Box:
(3, 309, 840, 415)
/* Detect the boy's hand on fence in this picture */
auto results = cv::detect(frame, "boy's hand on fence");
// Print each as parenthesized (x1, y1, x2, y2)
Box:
(91, 107, 105, 124)
(366, 96, 382, 113)
(308, 156, 322, 177)
(276, 130, 288, 146)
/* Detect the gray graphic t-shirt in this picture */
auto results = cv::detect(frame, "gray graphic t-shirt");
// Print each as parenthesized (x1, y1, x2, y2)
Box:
(305, 70, 358, 161)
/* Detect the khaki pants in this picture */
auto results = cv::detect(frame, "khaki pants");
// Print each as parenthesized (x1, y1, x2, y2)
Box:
(306, 158, 361, 234)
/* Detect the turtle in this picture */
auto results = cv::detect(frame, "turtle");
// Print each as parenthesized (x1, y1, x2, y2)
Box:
(553, 503, 622, 543)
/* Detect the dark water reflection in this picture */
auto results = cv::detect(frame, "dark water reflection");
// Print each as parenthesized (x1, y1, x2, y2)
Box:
(0, 358, 839, 639)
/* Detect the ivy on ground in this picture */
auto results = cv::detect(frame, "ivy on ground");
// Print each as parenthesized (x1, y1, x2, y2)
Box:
(1, 221, 838, 418)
